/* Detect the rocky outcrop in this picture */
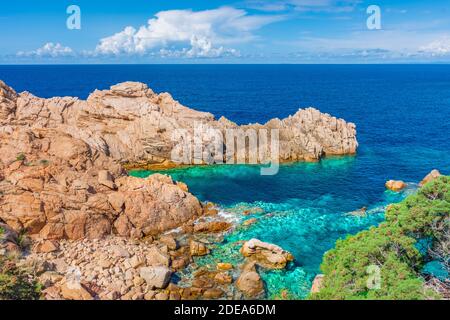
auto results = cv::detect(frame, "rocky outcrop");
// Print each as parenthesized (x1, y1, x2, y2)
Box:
(0, 79, 357, 241)
(420, 169, 442, 186)
(0, 108, 202, 240)
(385, 180, 407, 192)
(240, 239, 294, 269)
(0, 80, 357, 167)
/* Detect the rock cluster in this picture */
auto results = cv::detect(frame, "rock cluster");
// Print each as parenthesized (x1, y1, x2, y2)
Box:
(0, 82, 203, 240)
(0, 80, 357, 241)
(23, 235, 241, 300)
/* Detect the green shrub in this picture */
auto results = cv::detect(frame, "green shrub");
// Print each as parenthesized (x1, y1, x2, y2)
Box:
(310, 176, 449, 300)
(16, 153, 26, 161)
(0, 257, 41, 300)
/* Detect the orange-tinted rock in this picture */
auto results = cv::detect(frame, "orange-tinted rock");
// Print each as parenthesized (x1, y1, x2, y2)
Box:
(217, 262, 233, 271)
(34, 240, 60, 253)
(419, 169, 442, 186)
(240, 238, 294, 269)
(194, 221, 232, 233)
(190, 240, 209, 256)
(60, 282, 94, 300)
(236, 262, 265, 298)
(385, 180, 407, 192)
(242, 218, 257, 227)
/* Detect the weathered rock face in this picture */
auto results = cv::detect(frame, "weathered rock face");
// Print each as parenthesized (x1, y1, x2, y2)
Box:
(1, 81, 357, 167)
(240, 239, 294, 269)
(0, 79, 357, 241)
(0, 82, 204, 240)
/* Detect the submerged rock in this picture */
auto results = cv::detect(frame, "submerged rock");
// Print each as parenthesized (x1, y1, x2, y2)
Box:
(190, 240, 209, 256)
(193, 221, 232, 233)
(345, 207, 367, 217)
(217, 262, 233, 271)
(240, 238, 294, 269)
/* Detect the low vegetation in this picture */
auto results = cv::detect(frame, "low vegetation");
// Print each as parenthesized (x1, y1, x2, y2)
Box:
(311, 176, 449, 300)
(0, 257, 42, 300)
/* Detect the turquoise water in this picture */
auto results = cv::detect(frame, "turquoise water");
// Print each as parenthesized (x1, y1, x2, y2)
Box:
(2, 65, 449, 298)
(131, 159, 417, 299)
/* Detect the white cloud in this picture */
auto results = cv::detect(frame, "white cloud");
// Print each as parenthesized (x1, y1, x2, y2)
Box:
(17, 42, 74, 58)
(419, 38, 450, 56)
(159, 36, 240, 58)
(94, 7, 282, 57)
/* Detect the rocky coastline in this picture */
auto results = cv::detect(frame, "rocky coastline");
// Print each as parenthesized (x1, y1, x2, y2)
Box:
(0, 80, 358, 300)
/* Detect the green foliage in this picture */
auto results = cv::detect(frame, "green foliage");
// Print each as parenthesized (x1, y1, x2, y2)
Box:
(39, 159, 50, 167)
(0, 227, 4, 237)
(310, 176, 449, 300)
(16, 232, 31, 251)
(0, 257, 41, 300)
(16, 153, 26, 161)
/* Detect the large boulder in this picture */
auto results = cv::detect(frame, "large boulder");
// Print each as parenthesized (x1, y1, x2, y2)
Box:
(60, 282, 94, 300)
(146, 245, 171, 267)
(236, 262, 265, 298)
(385, 180, 407, 192)
(240, 239, 294, 269)
(140, 266, 172, 289)
(0, 126, 202, 240)
(114, 174, 203, 237)
(190, 240, 209, 256)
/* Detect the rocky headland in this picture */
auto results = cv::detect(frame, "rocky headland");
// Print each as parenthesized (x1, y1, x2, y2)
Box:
(0, 80, 358, 300)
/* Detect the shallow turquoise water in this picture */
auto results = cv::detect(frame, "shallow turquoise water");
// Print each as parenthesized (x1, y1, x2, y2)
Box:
(4, 64, 448, 298)
(131, 158, 417, 299)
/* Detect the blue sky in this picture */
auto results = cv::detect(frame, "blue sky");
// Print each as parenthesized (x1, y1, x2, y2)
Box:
(1, 0, 449, 63)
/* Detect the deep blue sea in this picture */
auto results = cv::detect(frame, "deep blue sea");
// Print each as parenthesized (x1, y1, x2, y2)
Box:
(1, 65, 449, 298)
